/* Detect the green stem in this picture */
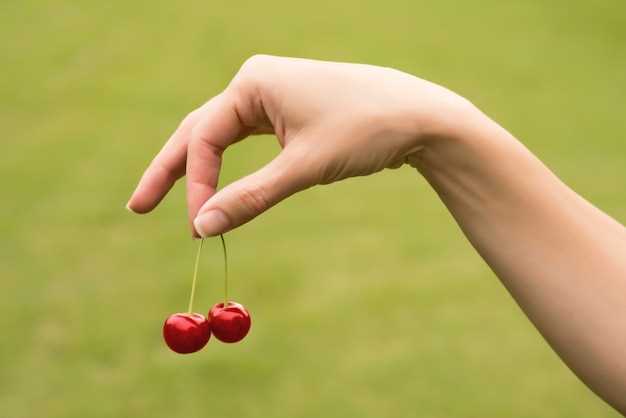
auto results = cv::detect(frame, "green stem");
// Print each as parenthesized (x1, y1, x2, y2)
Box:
(220, 234, 228, 307)
(188, 238, 204, 313)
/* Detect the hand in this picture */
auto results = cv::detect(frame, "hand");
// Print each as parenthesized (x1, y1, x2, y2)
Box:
(126, 55, 470, 236)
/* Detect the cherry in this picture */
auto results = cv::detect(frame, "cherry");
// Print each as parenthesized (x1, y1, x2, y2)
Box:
(209, 302, 251, 343)
(163, 313, 211, 354)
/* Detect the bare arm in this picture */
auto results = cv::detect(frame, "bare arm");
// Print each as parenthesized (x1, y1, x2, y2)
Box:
(127, 55, 626, 413)
(415, 108, 626, 413)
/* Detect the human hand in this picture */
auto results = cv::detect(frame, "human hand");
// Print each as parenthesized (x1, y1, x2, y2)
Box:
(126, 55, 471, 236)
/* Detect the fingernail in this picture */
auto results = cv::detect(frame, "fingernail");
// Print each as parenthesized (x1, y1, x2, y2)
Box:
(193, 209, 230, 237)
(125, 202, 135, 213)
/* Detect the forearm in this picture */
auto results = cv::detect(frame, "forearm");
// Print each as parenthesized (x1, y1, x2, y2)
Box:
(413, 104, 626, 412)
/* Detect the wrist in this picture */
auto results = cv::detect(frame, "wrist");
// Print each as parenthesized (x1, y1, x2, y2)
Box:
(405, 90, 497, 173)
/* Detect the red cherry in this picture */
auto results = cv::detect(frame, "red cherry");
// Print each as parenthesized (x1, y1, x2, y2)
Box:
(209, 302, 251, 343)
(163, 313, 211, 354)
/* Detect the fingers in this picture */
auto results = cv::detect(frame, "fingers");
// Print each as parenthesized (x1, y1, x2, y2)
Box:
(193, 144, 316, 237)
(129, 54, 290, 235)
(126, 104, 209, 213)
(185, 93, 249, 235)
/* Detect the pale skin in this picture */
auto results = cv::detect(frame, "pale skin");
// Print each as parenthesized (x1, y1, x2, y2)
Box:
(127, 55, 626, 414)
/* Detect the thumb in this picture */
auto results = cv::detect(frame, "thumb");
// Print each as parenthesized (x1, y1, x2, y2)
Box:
(192, 145, 316, 237)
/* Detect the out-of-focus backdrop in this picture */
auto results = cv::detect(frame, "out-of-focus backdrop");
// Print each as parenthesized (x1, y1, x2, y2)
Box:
(1, 1, 625, 417)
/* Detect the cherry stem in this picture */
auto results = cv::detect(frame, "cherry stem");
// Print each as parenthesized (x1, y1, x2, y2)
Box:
(220, 234, 228, 307)
(188, 238, 204, 313)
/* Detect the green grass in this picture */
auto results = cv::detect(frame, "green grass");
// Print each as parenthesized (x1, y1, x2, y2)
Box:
(1, 1, 625, 417)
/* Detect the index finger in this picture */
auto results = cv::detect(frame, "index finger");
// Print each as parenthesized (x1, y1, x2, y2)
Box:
(186, 88, 274, 236)
(186, 93, 242, 232)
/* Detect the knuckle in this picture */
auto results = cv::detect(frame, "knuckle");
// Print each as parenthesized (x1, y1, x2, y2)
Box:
(232, 54, 275, 90)
(240, 54, 273, 72)
(189, 123, 212, 148)
(237, 182, 270, 215)
(178, 111, 198, 131)
(153, 160, 181, 181)
(188, 125, 223, 156)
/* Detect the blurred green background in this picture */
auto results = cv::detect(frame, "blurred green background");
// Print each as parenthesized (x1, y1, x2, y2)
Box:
(1, 0, 625, 417)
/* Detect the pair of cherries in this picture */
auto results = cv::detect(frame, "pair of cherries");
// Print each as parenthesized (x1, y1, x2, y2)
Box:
(163, 301, 251, 354)
(163, 236, 250, 354)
